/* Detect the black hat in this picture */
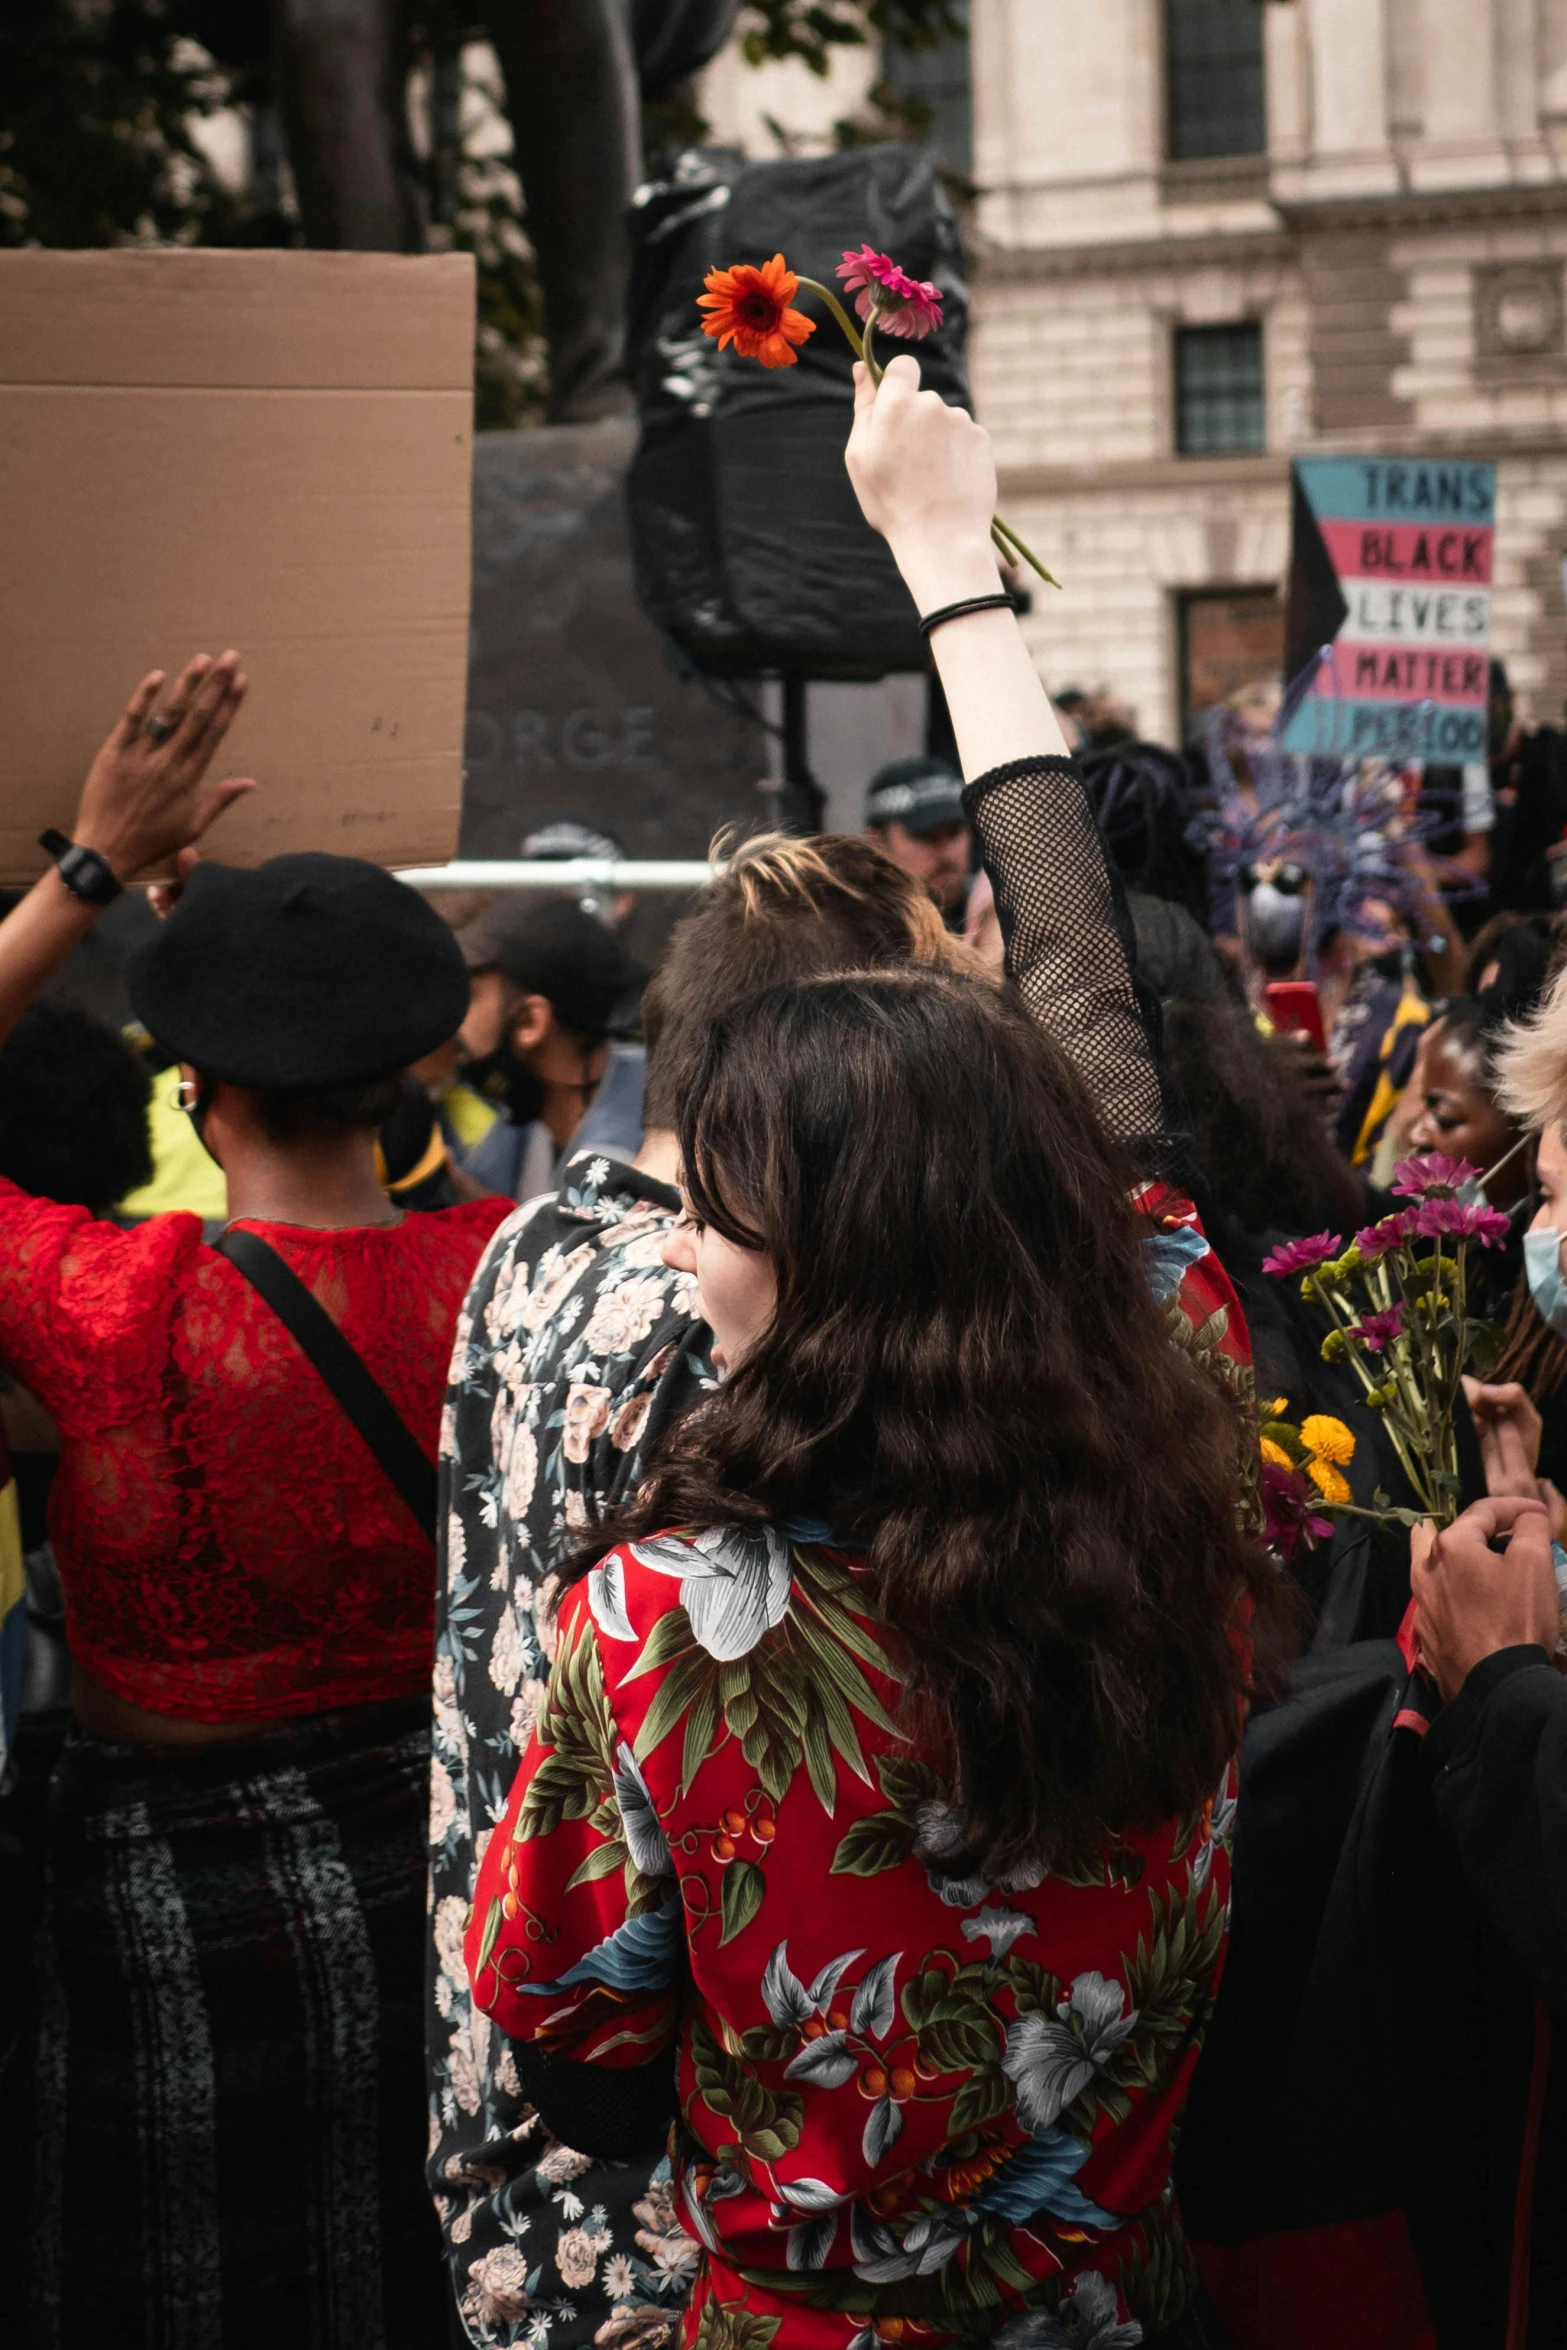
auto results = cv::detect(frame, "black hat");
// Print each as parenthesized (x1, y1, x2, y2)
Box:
(864, 756, 967, 837)
(126, 854, 470, 1090)
(458, 896, 648, 1039)
(522, 818, 625, 862)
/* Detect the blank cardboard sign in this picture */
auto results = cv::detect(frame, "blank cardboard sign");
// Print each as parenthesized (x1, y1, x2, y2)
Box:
(0, 249, 475, 882)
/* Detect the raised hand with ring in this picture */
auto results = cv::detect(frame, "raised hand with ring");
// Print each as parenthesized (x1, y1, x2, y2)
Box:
(70, 650, 256, 884)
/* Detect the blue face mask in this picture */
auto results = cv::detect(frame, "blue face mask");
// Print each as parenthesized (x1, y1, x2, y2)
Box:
(1524, 1225, 1567, 1339)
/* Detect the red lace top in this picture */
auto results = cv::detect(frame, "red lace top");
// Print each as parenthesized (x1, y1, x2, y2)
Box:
(0, 1182, 511, 1723)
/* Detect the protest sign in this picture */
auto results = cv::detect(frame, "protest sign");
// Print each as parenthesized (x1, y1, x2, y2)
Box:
(0, 249, 474, 882)
(1280, 456, 1495, 761)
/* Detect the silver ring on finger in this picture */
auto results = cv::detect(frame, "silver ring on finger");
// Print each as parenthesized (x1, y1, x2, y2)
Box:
(144, 711, 178, 745)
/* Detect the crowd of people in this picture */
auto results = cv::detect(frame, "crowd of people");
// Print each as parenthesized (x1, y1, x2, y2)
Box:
(0, 357, 1564, 2350)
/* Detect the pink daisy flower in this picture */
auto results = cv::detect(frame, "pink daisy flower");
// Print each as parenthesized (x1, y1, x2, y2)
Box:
(836, 246, 944, 339)
(1260, 1231, 1343, 1280)
(1391, 1152, 1482, 1201)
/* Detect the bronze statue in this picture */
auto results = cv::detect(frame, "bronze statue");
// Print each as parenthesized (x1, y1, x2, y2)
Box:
(192, 0, 737, 422)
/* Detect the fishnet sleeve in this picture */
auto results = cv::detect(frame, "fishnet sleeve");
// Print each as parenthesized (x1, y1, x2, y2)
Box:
(963, 757, 1188, 1184)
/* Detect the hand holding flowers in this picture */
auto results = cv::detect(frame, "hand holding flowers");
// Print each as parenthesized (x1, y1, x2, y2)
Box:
(1411, 1496, 1560, 1703)
(697, 246, 1059, 588)
(843, 354, 1001, 616)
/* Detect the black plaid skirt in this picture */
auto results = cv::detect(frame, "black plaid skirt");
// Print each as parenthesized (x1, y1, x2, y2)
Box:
(29, 1694, 446, 2350)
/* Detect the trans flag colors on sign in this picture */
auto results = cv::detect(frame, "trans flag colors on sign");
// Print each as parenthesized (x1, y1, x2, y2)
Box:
(1280, 456, 1497, 761)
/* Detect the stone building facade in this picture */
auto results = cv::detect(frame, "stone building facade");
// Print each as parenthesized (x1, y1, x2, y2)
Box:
(969, 0, 1567, 743)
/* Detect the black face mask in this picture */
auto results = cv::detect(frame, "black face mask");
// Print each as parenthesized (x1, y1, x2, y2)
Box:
(458, 1042, 546, 1128)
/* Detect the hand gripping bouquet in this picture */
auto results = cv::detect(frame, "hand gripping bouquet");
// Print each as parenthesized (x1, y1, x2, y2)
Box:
(696, 246, 1060, 588)
(1258, 1151, 1513, 1552)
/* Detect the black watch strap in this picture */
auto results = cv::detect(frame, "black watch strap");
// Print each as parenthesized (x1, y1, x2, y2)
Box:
(39, 828, 122, 908)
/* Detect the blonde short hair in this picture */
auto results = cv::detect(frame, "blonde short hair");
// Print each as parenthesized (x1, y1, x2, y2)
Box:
(712, 829, 996, 985)
(1494, 957, 1567, 1136)
(641, 829, 995, 1130)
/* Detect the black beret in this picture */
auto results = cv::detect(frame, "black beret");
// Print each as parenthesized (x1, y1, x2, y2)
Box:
(126, 854, 470, 1090)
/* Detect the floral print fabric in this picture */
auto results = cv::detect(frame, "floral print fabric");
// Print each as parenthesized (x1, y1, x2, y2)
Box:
(435, 1153, 1253, 2350)
(429, 1154, 713, 2348)
(468, 1526, 1239, 2350)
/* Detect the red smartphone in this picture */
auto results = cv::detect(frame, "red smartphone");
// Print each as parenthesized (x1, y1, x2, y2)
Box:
(1263, 980, 1327, 1055)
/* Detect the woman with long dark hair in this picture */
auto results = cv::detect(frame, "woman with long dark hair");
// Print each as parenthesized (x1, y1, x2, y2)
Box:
(465, 362, 1285, 2348)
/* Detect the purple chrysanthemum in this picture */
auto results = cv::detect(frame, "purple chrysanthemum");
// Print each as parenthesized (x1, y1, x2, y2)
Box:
(1407, 1196, 1511, 1248)
(1391, 1152, 1482, 1201)
(1346, 1304, 1405, 1353)
(1261, 1231, 1343, 1280)
(1353, 1211, 1418, 1261)
(1261, 1459, 1334, 1564)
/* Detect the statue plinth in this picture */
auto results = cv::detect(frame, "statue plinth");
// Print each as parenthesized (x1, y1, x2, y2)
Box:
(462, 421, 769, 932)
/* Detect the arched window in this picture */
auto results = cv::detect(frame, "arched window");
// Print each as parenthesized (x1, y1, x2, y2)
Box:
(1166, 0, 1266, 162)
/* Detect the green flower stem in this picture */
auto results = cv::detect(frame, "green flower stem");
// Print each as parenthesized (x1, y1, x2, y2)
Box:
(1423, 1234, 1463, 1509)
(1393, 1237, 1461, 1522)
(1312, 1267, 1429, 1506)
(1450, 1243, 1470, 1411)
(795, 276, 869, 364)
(795, 277, 1063, 591)
(1340, 1268, 1434, 1503)
(1396, 1241, 1442, 1405)
(989, 512, 1064, 592)
(1431, 1240, 1471, 1510)
(1392, 1277, 1444, 1517)
(1384, 1346, 1434, 1481)
(1315, 1271, 1434, 1512)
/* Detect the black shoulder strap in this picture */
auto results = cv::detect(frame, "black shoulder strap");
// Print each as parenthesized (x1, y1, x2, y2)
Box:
(213, 1227, 438, 1539)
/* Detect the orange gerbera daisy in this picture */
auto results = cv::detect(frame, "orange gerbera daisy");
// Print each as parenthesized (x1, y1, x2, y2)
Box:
(698, 253, 816, 368)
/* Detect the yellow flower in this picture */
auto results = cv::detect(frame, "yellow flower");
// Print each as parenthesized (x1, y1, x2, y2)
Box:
(1259, 1437, 1293, 1471)
(1308, 1457, 1352, 1506)
(1300, 1414, 1354, 1466)
(1266, 1398, 1289, 1418)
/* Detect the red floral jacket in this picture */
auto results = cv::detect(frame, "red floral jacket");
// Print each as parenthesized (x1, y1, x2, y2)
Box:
(467, 1190, 1254, 2350)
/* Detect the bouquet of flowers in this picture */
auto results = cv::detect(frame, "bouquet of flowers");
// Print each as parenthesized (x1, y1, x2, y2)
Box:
(1258, 1151, 1511, 1547)
(696, 244, 1060, 587)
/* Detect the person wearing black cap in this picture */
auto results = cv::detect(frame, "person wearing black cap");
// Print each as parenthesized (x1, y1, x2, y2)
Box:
(862, 752, 973, 918)
(0, 653, 511, 2346)
(522, 816, 635, 928)
(456, 893, 649, 1202)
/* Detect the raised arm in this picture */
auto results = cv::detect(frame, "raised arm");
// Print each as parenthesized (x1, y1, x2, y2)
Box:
(844, 358, 1182, 1181)
(0, 653, 252, 1050)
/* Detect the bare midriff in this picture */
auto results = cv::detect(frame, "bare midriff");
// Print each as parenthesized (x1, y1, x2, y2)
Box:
(72, 1664, 273, 1747)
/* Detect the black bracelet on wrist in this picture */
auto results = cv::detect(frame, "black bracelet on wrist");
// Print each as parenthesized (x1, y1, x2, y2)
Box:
(39, 828, 123, 909)
(917, 593, 1018, 637)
